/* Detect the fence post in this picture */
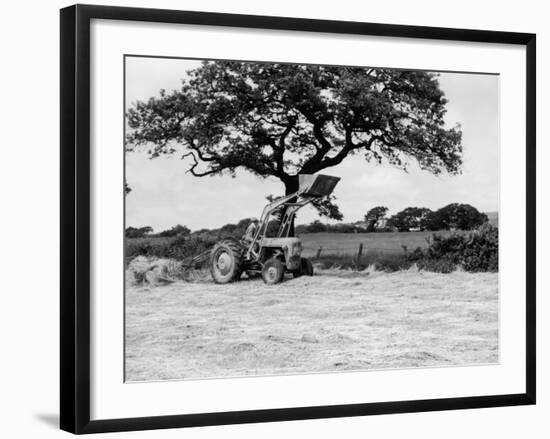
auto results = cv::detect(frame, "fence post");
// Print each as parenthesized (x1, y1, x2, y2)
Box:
(356, 243, 364, 265)
(316, 246, 323, 259)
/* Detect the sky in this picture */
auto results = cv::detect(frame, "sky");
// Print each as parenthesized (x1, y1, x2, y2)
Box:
(125, 57, 499, 232)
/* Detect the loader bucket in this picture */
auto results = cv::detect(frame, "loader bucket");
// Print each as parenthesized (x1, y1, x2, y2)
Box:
(298, 174, 340, 197)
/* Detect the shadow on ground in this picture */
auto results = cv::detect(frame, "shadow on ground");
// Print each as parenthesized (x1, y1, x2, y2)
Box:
(34, 413, 58, 429)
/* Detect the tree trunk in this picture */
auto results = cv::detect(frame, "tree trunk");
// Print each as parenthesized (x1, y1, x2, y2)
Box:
(283, 176, 300, 237)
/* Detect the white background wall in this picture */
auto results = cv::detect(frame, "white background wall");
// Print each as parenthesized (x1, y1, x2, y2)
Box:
(0, 0, 546, 437)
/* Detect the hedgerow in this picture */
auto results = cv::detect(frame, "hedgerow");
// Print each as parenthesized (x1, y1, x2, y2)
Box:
(408, 223, 498, 272)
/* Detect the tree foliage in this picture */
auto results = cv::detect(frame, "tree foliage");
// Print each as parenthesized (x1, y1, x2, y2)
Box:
(388, 207, 432, 232)
(409, 223, 498, 272)
(126, 61, 463, 219)
(425, 203, 488, 231)
(125, 226, 153, 238)
(299, 220, 328, 233)
(364, 206, 389, 232)
(295, 220, 361, 234)
(158, 224, 191, 237)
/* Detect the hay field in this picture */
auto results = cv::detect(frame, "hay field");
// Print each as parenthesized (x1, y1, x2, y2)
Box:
(125, 267, 498, 382)
(298, 231, 455, 257)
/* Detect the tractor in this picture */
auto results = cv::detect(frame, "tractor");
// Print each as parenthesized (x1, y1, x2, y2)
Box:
(209, 174, 340, 285)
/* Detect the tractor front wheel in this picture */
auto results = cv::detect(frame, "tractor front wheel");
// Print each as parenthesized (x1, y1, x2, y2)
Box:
(209, 240, 244, 284)
(261, 258, 285, 285)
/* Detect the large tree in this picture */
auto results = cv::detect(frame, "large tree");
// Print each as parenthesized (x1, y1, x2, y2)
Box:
(126, 61, 462, 219)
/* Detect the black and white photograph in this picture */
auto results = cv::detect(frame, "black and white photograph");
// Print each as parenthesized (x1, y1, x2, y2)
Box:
(0, 0, 544, 436)
(124, 57, 499, 382)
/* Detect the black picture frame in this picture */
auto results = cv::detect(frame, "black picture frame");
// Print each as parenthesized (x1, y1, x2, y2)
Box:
(60, 4, 536, 434)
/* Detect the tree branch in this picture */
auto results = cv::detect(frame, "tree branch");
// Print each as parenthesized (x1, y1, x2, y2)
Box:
(298, 120, 335, 174)
(316, 131, 379, 170)
(181, 151, 224, 176)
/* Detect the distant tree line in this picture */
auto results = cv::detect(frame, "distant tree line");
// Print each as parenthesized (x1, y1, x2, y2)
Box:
(126, 203, 489, 239)
(157, 224, 191, 237)
(296, 203, 488, 234)
(295, 220, 361, 234)
(386, 203, 488, 232)
(126, 218, 267, 241)
(125, 224, 191, 239)
(125, 226, 153, 239)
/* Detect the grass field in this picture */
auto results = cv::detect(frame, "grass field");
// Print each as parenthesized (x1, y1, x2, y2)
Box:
(128, 230, 465, 259)
(125, 267, 498, 381)
(127, 216, 498, 265)
(298, 230, 461, 257)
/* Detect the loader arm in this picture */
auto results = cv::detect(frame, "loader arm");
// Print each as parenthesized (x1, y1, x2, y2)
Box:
(245, 174, 341, 261)
(245, 190, 305, 259)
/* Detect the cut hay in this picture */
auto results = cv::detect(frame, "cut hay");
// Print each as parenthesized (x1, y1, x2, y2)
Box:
(126, 266, 499, 381)
(126, 256, 183, 286)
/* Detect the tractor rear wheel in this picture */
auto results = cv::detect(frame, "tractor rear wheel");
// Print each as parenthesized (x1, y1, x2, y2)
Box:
(292, 257, 314, 278)
(209, 240, 244, 284)
(261, 258, 285, 285)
